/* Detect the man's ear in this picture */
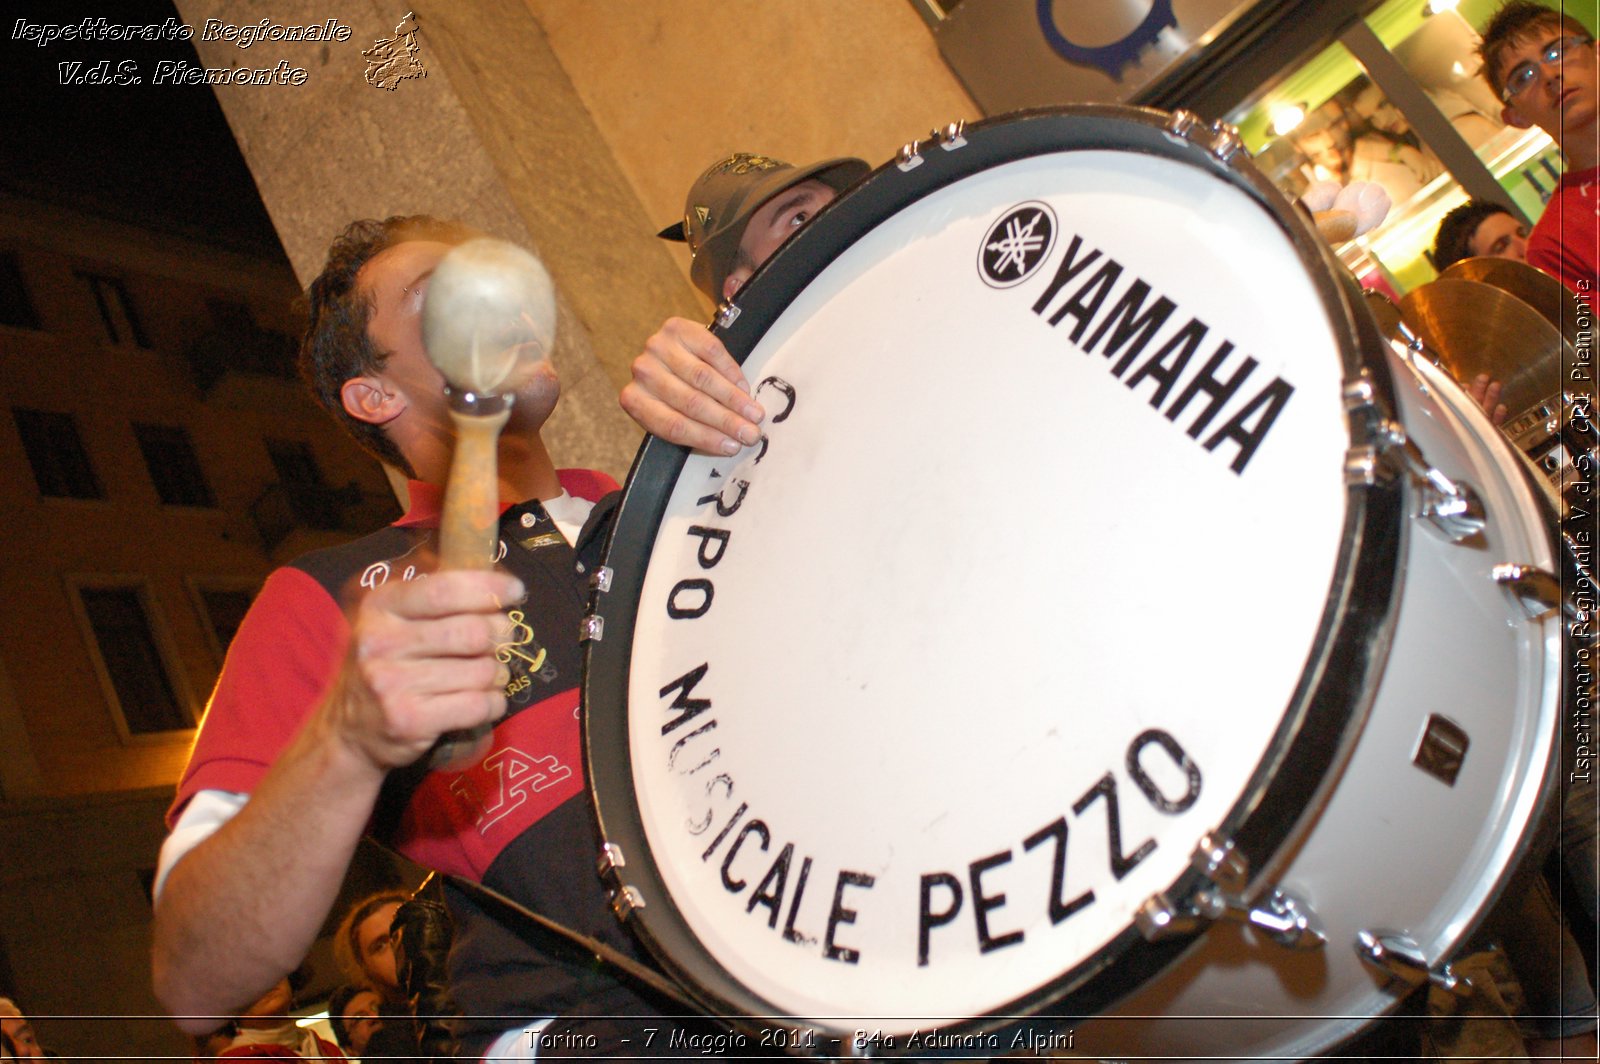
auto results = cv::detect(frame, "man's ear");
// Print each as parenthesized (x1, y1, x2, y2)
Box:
(1501, 103, 1533, 129)
(722, 268, 751, 303)
(340, 375, 404, 426)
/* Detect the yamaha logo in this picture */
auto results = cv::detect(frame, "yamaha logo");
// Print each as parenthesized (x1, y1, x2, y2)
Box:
(978, 202, 1057, 288)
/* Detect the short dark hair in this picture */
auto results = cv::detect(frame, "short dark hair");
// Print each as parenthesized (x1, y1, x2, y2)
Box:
(324, 985, 362, 1049)
(1432, 200, 1514, 270)
(332, 888, 411, 991)
(1479, 1, 1589, 99)
(299, 216, 476, 476)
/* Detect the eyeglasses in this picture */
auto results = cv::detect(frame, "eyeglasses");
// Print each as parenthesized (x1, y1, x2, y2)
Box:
(1502, 35, 1593, 102)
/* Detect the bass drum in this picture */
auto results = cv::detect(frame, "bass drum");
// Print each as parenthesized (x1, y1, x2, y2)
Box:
(582, 107, 1563, 1059)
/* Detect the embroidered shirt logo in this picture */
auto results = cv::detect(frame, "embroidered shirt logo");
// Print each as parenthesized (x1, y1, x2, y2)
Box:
(450, 746, 573, 836)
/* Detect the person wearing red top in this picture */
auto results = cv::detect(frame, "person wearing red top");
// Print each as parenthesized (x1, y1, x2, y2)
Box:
(219, 980, 344, 1061)
(1483, 2, 1599, 302)
(147, 216, 718, 1058)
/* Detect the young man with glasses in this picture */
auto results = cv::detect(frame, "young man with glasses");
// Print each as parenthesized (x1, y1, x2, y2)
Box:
(1482, 1, 1599, 299)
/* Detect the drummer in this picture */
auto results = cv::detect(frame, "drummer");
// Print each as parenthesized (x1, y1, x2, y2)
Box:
(148, 216, 730, 1059)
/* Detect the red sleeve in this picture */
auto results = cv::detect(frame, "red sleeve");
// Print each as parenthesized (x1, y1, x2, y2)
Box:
(557, 467, 620, 502)
(167, 567, 349, 827)
(1527, 186, 1599, 299)
(1526, 226, 1582, 291)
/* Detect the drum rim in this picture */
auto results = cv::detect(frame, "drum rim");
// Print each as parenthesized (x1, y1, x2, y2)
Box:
(583, 104, 1407, 1046)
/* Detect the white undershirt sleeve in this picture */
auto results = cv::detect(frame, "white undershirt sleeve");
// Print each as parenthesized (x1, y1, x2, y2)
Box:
(153, 789, 249, 902)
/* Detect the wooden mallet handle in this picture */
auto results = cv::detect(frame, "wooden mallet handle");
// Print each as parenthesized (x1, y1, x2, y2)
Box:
(420, 238, 556, 763)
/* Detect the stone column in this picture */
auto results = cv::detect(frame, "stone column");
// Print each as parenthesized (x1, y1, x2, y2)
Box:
(174, 1, 704, 480)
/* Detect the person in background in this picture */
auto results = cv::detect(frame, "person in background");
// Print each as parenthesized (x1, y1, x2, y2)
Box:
(1432, 199, 1531, 269)
(1431, 197, 1535, 423)
(625, 151, 868, 453)
(333, 891, 408, 1009)
(1482, 1, 1600, 299)
(219, 977, 343, 1060)
(326, 986, 384, 1060)
(193, 1026, 239, 1061)
(0, 999, 42, 1060)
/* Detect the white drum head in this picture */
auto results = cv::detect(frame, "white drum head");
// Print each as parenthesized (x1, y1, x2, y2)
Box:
(587, 110, 1395, 1044)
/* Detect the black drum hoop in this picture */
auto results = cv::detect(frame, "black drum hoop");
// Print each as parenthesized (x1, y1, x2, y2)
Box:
(582, 104, 1409, 1050)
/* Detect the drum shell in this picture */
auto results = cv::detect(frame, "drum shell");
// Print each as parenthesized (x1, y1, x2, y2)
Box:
(1083, 340, 1564, 1061)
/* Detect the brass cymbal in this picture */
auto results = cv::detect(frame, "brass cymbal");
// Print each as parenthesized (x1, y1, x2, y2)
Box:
(1439, 256, 1588, 351)
(1398, 278, 1579, 418)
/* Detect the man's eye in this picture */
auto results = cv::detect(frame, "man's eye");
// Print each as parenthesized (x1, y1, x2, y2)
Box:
(789, 210, 811, 228)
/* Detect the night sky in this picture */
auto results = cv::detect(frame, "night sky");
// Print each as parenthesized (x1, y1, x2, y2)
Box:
(2, 0, 288, 261)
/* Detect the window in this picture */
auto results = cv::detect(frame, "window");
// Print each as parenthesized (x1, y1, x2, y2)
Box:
(13, 407, 103, 499)
(75, 584, 190, 735)
(79, 272, 150, 348)
(0, 252, 40, 330)
(133, 423, 214, 507)
(197, 586, 256, 661)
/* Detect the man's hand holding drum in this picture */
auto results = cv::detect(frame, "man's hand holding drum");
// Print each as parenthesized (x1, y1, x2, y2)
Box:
(622, 317, 765, 455)
(632, 154, 870, 453)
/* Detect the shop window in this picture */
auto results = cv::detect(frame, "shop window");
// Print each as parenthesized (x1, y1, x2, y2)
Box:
(13, 407, 103, 499)
(1227, 0, 1582, 293)
(1275, 78, 1445, 204)
(79, 272, 151, 348)
(0, 252, 40, 330)
(134, 423, 215, 507)
(74, 583, 191, 735)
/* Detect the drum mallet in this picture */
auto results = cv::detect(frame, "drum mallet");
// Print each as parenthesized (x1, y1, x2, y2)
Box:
(420, 237, 557, 764)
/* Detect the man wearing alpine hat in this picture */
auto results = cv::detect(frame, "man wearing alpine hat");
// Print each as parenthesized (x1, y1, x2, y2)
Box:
(625, 152, 868, 454)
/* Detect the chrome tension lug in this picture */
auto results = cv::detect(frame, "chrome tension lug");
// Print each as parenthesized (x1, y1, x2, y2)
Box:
(1418, 473, 1487, 543)
(1396, 319, 1426, 355)
(1351, 418, 1488, 541)
(1135, 892, 1205, 941)
(714, 302, 741, 328)
(609, 885, 646, 921)
(1192, 887, 1326, 950)
(1207, 119, 1247, 162)
(1140, 834, 1324, 950)
(1342, 373, 1377, 414)
(1191, 832, 1248, 895)
(1491, 563, 1564, 620)
(933, 120, 967, 150)
(1345, 445, 1387, 487)
(1166, 109, 1200, 139)
(1372, 418, 1408, 450)
(588, 565, 613, 593)
(597, 842, 626, 879)
(580, 615, 604, 642)
(896, 140, 924, 171)
(1356, 930, 1474, 998)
